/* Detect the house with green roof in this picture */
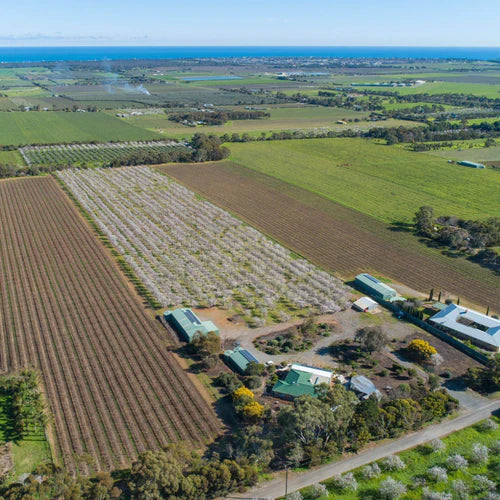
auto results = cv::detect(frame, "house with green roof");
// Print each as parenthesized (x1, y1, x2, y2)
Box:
(164, 308, 219, 343)
(272, 364, 333, 400)
(224, 346, 259, 374)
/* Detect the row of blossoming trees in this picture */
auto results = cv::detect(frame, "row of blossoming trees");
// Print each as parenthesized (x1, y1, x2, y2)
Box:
(59, 166, 351, 324)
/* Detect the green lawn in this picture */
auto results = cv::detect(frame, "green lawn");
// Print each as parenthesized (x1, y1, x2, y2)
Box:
(428, 144, 500, 162)
(0, 111, 161, 146)
(302, 417, 500, 499)
(0, 394, 51, 476)
(0, 150, 24, 165)
(228, 138, 500, 223)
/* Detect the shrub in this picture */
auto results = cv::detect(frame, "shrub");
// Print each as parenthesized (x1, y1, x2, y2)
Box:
(446, 454, 468, 471)
(489, 440, 500, 453)
(361, 463, 381, 480)
(242, 401, 264, 421)
(309, 482, 328, 498)
(472, 475, 496, 494)
(232, 386, 254, 403)
(429, 438, 446, 453)
(408, 339, 437, 360)
(379, 477, 407, 500)
(427, 466, 448, 482)
(285, 492, 303, 500)
(381, 455, 406, 471)
(441, 370, 452, 379)
(332, 472, 357, 491)
(422, 488, 452, 500)
(479, 418, 498, 432)
(470, 443, 489, 463)
(450, 479, 469, 500)
(244, 375, 262, 390)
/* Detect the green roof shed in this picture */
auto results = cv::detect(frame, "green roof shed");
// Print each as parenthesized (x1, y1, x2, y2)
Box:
(354, 273, 397, 301)
(224, 347, 259, 374)
(164, 308, 219, 342)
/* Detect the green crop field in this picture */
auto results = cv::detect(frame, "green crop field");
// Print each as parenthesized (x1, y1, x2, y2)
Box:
(0, 394, 51, 476)
(0, 112, 160, 146)
(228, 138, 500, 223)
(0, 150, 24, 165)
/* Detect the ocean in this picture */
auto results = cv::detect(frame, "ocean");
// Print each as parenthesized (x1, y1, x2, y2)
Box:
(0, 46, 499, 63)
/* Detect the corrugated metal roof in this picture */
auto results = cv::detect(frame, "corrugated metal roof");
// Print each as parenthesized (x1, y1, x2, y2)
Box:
(349, 375, 380, 396)
(429, 304, 500, 350)
(272, 365, 332, 398)
(355, 273, 397, 298)
(224, 347, 258, 373)
(164, 308, 219, 342)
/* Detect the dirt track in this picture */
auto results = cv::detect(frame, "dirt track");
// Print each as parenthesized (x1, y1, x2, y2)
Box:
(160, 162, 499, 311)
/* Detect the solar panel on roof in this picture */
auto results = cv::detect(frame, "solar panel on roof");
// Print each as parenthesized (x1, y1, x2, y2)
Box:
(184, 309, 202, 325)
(364, 275, 381, 284)
(240, 350, 258, 363)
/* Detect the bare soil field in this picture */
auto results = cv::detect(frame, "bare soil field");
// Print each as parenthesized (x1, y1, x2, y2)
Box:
(0, 176, 220, 473)
(159, 162, 499, 311)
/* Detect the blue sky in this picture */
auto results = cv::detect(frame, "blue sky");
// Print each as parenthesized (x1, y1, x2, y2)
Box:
(2, 0, 499, 46)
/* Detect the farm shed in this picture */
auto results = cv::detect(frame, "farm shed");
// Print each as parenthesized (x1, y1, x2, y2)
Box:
(457, 161, 485, 169)
(349, 375, 382, 400)
(352, 296, 379, 313)
(429, 304, 500, 352)
(354, 273, 397, 301)
(224, 346, 259, 374)
(164, 308, 219, 343)
(272, 364, 333, 400)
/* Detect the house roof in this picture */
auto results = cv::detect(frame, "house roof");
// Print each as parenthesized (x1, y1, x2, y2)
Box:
(355, 273, 397, 297)
(429, 304, 500, 349)
(224, 347, 259, 373)
(272, 365, 333, 398)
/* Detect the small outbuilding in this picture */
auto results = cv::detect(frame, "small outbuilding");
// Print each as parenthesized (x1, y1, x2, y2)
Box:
(457, 161, 485, 169)
(164, 308, 219, 343)
(352, 296, 379, 313)
(349, 375, 382, 400)
(224, 347, 259, 374)
(354, 273, 397, 301)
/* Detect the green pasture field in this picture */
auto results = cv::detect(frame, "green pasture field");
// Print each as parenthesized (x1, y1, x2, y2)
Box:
(228, 138, 500, 223)
(0, 394, 51, 476)
(0, 150, 24, 165)
(351, 81, 500, 98)
(429, 144, 500, 162)
(301, 417, 500, 500)
(0, 97, 15, 110)
(0, 111, 160, 146)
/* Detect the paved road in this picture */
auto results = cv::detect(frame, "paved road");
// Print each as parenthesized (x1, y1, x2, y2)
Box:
(229, 399, 500, 500)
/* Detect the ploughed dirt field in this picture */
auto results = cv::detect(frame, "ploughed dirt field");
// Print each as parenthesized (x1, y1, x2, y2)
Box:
(0, 176, 220, 473)
(158, 162, 499, 311)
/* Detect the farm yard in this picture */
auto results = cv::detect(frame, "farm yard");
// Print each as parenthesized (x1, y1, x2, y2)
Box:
(0, 111, 160, 146)
(21, 140, 188, 166)
(160, 161, 500, 311)
(58, 167, 351, 325)
(0, 176, 220, 473)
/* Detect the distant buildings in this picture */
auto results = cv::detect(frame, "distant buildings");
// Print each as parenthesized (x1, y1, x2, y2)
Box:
(224, 347, 259, 374)
(429, 304, 500, 352)
(164, 308, 219, 343)
(354, 273, 398, 302)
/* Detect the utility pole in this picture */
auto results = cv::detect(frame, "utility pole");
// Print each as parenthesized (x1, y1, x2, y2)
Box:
(285, 466, 289, 498)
